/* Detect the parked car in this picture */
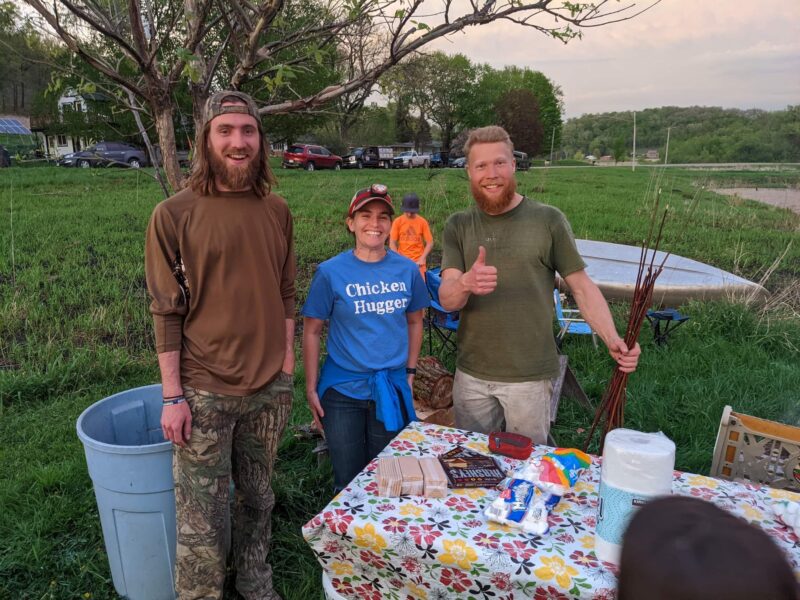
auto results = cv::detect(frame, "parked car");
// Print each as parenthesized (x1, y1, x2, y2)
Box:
(0, 144, 10, 168)
(392, 150, 430, 169)
(153, 146, 192, 168)
(514, 150, 531, 171)
(282, 144, 342, 171)
(429, 152, 449, 168)
(342, 146, 393, 169)
(58, 141, 147, 168)
(449, 156, 466, 168)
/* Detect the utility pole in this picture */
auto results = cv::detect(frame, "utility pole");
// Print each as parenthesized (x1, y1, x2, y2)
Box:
(549, 128, 556, 165)
(632, 111, 637, 172)
(664, 126, 672, 165)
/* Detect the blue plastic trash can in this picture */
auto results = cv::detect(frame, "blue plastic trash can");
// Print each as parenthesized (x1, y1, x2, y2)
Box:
(77, 384, 176, 600)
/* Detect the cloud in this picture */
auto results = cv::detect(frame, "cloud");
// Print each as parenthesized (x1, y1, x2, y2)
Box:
(428, 0, 799, 117)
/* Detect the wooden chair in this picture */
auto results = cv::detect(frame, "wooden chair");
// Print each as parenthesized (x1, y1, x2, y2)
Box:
(711, 405, 800, 492)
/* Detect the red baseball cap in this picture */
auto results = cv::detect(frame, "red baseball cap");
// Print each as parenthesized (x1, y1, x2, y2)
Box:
(348, 183, 394, 217)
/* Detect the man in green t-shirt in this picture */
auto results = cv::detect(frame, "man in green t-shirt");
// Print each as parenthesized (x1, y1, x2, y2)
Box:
(439, 125, 640, 444)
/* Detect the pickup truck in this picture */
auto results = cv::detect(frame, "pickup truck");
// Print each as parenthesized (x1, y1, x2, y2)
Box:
(343, 146, 393, 169)
(392, 150, 430, 169)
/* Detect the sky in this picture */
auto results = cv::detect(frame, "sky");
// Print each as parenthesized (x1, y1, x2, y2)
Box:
(430, 0, 800, 119)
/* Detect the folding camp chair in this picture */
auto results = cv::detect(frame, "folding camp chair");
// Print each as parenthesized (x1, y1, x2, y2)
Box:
(711, 405, 800, 492)
(646, 308, 689, 346)
(553, 290, 598, 348)
(425, 267, 459, 358)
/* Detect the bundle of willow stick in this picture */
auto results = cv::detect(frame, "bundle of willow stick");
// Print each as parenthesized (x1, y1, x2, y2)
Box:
(584, 200, 671, 454)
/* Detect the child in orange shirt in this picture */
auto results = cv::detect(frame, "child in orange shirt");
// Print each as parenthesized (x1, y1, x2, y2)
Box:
(390, 193, 434, 279)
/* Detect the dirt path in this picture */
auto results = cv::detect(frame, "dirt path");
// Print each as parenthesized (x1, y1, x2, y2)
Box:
(712, 187, 800, 215)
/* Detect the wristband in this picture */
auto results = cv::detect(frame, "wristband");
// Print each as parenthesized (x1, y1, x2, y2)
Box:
(162, 397, 186, 406)
(406, 367, 417, 375)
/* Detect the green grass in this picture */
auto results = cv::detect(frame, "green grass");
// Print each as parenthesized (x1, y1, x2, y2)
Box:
(1, 165, 799, 598)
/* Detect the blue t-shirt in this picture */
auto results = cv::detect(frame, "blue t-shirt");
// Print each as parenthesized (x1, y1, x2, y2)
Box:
(301, 250, 430, 399)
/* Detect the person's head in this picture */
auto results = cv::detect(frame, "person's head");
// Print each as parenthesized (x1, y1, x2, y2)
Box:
(618, 496, 798, 600)
(401, 192, 421, 218)
(188, 90, 276, 198)
(463, 125, 517, 215)
(346, 184, 395, 253)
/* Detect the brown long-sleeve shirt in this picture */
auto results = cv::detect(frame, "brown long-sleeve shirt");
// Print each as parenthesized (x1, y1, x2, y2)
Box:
(145, 187, 296, 395)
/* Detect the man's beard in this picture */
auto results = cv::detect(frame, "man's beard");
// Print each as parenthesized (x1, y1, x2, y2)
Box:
(208, 145, 260, 192)
(471, 176, 517, 214)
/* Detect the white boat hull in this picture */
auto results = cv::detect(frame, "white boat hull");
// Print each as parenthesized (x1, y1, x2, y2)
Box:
(557, 240, 768, 305)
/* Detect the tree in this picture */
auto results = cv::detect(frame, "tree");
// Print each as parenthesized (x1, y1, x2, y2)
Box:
(23, 0, 655, 192)
(0, 2, 62, 117)
(494, 89, 544, 156)
(463, 65, 564, 153)
(348, 103, 396, 145)
(418, 53, 475, 154)
(381, 51, 475, 152)
(562, 105, 800, 164)
(612, 136, 626, 163)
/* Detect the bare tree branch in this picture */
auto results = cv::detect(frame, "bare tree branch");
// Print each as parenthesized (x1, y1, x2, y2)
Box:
(258, 0, 657, 116)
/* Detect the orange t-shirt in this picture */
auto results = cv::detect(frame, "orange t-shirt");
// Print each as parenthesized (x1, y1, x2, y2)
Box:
(391, 214, 433, 266)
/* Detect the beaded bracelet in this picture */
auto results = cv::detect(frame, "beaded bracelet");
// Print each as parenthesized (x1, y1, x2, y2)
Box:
(162, 397, 186, 406)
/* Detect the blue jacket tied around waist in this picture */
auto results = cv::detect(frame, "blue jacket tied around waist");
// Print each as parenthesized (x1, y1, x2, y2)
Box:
(318, 359, 417, 432)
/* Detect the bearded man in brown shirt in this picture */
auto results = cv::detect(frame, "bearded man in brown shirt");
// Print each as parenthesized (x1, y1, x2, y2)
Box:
(145, 91, 296, 600)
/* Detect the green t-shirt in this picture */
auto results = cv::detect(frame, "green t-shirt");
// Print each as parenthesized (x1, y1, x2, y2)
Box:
(441, 197, 585, 382)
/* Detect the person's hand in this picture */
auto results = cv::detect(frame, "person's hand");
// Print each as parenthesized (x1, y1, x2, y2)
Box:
(417, 259, 426, 267)
(161, 401, 192, 447)
(307, 390, 325, 433)
(461, 246, 497, 296)
(607, 338, 641, 373)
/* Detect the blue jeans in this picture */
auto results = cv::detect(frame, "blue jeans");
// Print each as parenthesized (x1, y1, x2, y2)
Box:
(321, 387, 398, 493)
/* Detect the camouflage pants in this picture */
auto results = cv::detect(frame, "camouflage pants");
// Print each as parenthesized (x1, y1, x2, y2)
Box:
(173, 373, 293, 600)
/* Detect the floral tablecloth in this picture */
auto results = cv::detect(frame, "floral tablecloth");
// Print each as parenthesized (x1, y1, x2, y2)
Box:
(302, 421, 800, 600)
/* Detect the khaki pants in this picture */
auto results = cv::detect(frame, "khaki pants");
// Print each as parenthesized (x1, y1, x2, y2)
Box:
(173, 373, 293, 600)
(453, 369, 552, 445)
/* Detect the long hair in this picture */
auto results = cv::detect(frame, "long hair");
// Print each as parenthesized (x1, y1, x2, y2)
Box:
(187, 120, 277, 199)
(463, 125, 514, 163)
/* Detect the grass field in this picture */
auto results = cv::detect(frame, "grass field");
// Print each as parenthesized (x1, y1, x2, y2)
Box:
(1, 164, 799, 599)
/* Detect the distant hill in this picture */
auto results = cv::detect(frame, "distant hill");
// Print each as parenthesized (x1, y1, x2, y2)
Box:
(561, 106, 800, 163)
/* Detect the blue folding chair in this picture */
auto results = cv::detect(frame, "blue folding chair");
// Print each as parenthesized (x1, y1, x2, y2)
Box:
(425, 268, 460, 358)
(646, 308, 689, 346)
(553, 289, 598, 348)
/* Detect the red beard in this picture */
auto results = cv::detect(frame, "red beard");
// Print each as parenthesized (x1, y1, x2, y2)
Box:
(471, 176, 517, 214)
(208, 146, 260, 192)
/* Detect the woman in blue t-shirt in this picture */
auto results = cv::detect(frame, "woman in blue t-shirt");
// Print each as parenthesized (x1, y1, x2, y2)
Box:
(302, 184, 430, 493)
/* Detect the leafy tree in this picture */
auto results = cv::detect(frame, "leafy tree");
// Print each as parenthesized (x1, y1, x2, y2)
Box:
(23, 0, 651, 192)
(380, 52, 475, 152)
(612, 136, 626, 163)
(346, 103, 396, 146)
(463, 65, 563, 153)
(0, 3, 62, 117)
(449, 129, 470, 158)
(494, 89, 544, 156)
(562, 106, 800, 164)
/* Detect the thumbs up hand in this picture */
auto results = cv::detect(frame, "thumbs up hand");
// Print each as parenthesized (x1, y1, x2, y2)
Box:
(461, 246, 497, 296)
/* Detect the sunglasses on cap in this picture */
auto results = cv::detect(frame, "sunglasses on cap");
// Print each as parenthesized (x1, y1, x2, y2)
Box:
(348, 183, 394, 217)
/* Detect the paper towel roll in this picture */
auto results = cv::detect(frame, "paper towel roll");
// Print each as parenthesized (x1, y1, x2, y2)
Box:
(595, 428, 675, 565)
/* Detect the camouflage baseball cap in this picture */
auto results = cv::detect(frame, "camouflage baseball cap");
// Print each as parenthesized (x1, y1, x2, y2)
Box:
(203, 90, 261, 128)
